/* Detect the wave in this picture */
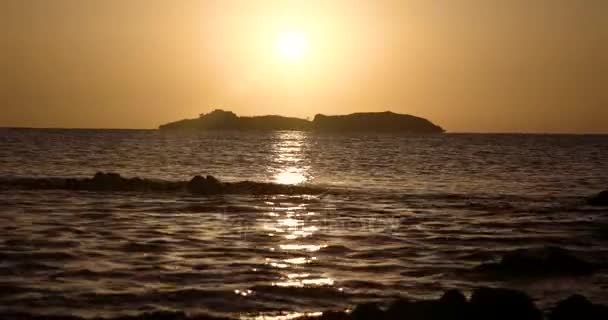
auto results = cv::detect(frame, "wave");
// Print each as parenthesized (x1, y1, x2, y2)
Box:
(0, 172, 326, 195)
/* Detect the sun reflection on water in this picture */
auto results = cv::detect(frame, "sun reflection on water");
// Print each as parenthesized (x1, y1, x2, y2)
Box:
(252, 131, 337, 302)
(260, 201, 335, 288)
(274, 170, 308, 185)
(270, 131, 311, 185)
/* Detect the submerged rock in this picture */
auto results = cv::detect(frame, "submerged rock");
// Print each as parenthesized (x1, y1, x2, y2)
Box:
(550, 294, 608, 320)
(311, 287, 553, 320)
(188, 175, 224, 194)
(90, 172, 127, 190)
(440, 289, 467, 305)
(473, 246, 597, 278)
(470, 287, 542, 320)
(350, 303, 384, 320)
(382, 290, 468, 320)
(0, 172, 325, 195)
(588, 190, 608, 206)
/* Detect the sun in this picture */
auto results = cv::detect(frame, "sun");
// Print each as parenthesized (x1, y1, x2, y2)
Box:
(276, 30, 309, 62)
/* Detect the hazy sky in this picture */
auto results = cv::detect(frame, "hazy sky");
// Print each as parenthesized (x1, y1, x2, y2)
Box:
(2, 0, 607, 132)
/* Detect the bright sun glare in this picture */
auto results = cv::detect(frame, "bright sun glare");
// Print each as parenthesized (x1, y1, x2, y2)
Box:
(276, 31, 309, 62)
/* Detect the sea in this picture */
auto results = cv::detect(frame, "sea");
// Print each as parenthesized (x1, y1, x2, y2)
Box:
(0, 128, 607, 318)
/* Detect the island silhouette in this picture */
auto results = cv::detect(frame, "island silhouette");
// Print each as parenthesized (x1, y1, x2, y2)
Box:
(159, 109, 444, 133)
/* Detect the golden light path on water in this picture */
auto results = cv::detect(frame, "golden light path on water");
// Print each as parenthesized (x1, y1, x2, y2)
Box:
(241, 132, 335, 319)
(271, 132, 310, 185)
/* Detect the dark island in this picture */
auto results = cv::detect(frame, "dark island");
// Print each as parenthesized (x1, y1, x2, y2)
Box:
(159, 109, 444, 133)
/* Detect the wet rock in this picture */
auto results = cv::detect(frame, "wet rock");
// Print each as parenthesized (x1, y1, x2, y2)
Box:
(1, 173, 325, 195)
(67, 178, 81, 189)
(588, 190, 608, 206)
(90, 172, 126, 190)
(351, 302, 384, 320)
(440, 289, 467, 305)
(438, 289, 470, 319)
(187, 175, 224, 194)
(470, 287, 542, 320)
(549, 294, 608, 320)
(473, 246, 597, 278)
(385, 291, 469, 320)
(386, 299, 437, 320)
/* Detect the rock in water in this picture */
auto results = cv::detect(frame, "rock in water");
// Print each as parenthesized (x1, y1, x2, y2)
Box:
(385, 291, 469, 320)
(470, 287, 542, 320)
(350, 303, 384, 320)
(440, 289, 468, 305)
(588, 190, 608, 206)
(91, 172, 126, 190)
(550, 294, 608, 320)
(187, 175, 224, 194)
(386, 299, 436, 320)
(473, 246, 597, 278)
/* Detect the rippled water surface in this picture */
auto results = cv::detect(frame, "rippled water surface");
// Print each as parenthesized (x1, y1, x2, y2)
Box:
(0, 129, 607, 317)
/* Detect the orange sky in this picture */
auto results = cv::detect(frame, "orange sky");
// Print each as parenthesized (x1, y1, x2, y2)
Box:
(1, 0, 607, 132)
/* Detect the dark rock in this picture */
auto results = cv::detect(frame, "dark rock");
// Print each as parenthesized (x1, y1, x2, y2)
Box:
(1, 173, 326, 195)
(550, 294, 608, 320)
(588, 190, 608, 206)
(473, 246, 597, 278)
(386, 299, 437, 320)
(386, 292, 469, 320)
(187, 175, 224, 194)
(126, 177, 145, 189)
(205, 175, 221, 186)
(91, 172, 126, 190)
(64, 178, 79, 189)
(351, 302, 384, 320)
(440, 289, 467, 305)
(470, 287, 542, 320)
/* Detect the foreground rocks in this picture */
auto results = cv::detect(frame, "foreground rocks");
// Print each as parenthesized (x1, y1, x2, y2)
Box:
(472, 246, 599, 278)
(310, 288, 607, 320)
(0, 172, 324, 195)
(588, 190, 608, 206)
(550, 294, 608, 320)
(0, 288, 606, 320)
(339, 288, 544, 320)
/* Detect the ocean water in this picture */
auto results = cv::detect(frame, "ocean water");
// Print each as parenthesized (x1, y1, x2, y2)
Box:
(0, 128, 607, 318)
